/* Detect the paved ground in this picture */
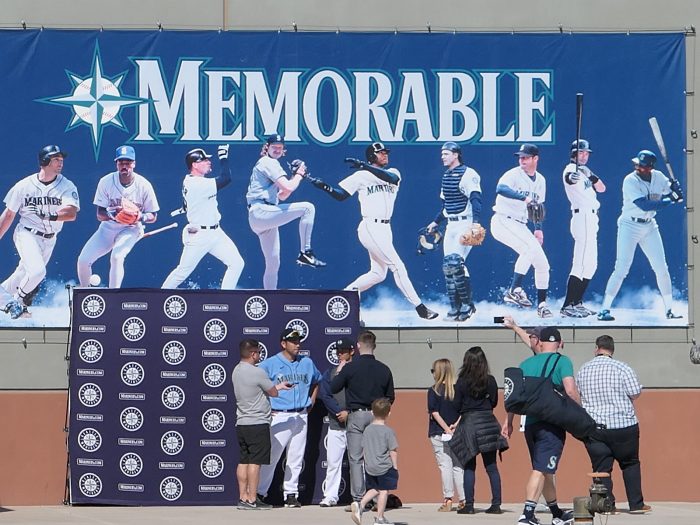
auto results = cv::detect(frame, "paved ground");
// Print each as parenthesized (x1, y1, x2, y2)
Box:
(0, 502, 698, 524)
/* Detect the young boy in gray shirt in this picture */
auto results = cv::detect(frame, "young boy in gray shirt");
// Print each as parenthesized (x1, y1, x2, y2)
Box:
(350, 398, 399, 525)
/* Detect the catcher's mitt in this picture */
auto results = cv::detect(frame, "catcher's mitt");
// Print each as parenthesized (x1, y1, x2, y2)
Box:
(459, 224, 487, 246)
(114, 197, 141, 225)
(527, 201, 545, 224)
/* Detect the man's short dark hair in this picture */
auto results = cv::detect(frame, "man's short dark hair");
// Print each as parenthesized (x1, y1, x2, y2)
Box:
(357, 330, 376, 350)
(595, 335, 615, 352)
(371, 397, 391, 418)
(239, 338, 260, 358)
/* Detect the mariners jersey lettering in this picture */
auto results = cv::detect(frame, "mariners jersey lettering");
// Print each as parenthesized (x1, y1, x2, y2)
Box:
(4, 173, 80, 234)
(246, 156, 287, 206)
(339, 168, 401, 220)
(562, 163, 600, 212)
(182, 176, 221, 225)
(258, 353, 322, 411)
(93, 172, 159, 215)
(621, 170, 671, 220)
(493, 167, 546, 222)
(440, 165, 481, 216)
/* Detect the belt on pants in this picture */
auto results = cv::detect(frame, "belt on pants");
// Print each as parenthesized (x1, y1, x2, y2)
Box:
(503, 215, 527, 224)
(247, 200, 275, 209)
(364, 218, 390, 224)
(24, 226, 55, 239)
(447, 215, 471, 222)
(573, 209, 597, 214)
(630, 217, 651, 224)
(350, 407, 372, 412)
(198, 224, 219, 230)
(272, 408, 307, 413)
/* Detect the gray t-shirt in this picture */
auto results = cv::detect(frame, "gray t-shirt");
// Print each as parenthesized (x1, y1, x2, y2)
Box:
(361, 423, 398, 476)
(232, 361, 274, 426)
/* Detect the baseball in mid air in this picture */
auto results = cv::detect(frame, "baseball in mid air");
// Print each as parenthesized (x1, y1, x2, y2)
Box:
(89, 274, 101, 287)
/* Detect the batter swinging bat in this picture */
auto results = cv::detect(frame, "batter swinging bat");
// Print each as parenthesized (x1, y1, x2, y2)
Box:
(575, 93, 584, 172)
(142, 222, 178, 238)
(648, 116, 683, 202)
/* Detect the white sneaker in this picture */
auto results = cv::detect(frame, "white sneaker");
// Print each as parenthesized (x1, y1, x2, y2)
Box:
(504, 287, 532, 308)
(351, 501, 363, 525)
(537, 302, 553, 318)
(319, 497, 337, 507)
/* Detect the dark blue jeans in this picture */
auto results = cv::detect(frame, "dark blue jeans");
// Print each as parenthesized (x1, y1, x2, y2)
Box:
(463, 450, 501, 505)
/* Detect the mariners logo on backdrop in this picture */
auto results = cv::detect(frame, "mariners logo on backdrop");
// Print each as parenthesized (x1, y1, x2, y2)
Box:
(164, 295, 187, 320)
(77, 427, 102, 452)
(326, 342, 340, 365)
(79, 339, 104, 363)
(162, 340, 187, 365)
(245, 296, 268, 320)
(121, 362, 145, 386)
(202, 363, 226, 388)
(160, 476, 183, 502)
(202, 408, 225, 433)
(161, 431, 185, 456)
(286, 319, 309, 341)
(120, 452, 144, 477)
(200, 454, 224, 478)
(120, 407, 144, 432)
(326, 296, 351, 320)
(504, 377, 514, 401)
(257, 342, 268, 362)
(122, 317, 146, 341)
(78, 383, 103, 407)
(203, 318, 227, 343)
(81, 294, 106, 318)
(162, 385, 186, 410)
(79, 473, 103, 498)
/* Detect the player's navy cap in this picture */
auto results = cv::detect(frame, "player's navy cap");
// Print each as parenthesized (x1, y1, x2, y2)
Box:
(632, 150, 656, 167)
(114, 145, 136, 161)
(514, 144, 539, 157)
(441, 141, 462, 153)
(334, 337, 355, 352)
(539, 326, 562, 343)
(266, 134, 285, 145)
(571, 139, 593, 153)
(526, 327, 542, 339)
(280, 328, 302, 341)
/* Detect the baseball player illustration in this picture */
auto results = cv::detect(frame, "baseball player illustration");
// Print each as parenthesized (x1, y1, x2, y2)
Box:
(598, 150, 683, 321)
(76, 146, 159, 288)
(560, 139, 606, 317)
(425, 142, 483, 321)
(0, 145, 79, 319)
(258, 328, 323, 508)
(161, 145, 244, 290)
(490, 144, 552, 318)
(246, 134, 325, 290)
(305, 142, 438, 320)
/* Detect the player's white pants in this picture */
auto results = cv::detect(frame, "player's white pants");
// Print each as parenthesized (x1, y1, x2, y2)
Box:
(569, 210, 599, 280)
(258, 412, 308, 498)
(345, 219, 421, 306)
(248, 202, 315, 290)
(1, 226, 57, 300)
(77, 222, 143, 288)
(443, 219, 474, 275)
(323, 428, 347, 502)
(603, 217, 672, 309)
(430, 436, 465, 501)
(162, 226, 244, 290)
(491, 214, 550, 289)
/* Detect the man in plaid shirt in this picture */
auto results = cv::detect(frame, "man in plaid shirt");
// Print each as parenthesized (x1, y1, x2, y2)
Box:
(576, 335, 651, 514)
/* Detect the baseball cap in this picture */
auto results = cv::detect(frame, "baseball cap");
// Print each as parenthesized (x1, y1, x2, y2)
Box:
(266, 134, 285, 145)
(115, 145, 136, 161)
(441, 141, 462, 154)
(525, 327, 542, 339)
(539, 326, 562, 343)
(514, 144, 539, 157)
(280, 328, 302, 341)
(334, 337, 355, 352)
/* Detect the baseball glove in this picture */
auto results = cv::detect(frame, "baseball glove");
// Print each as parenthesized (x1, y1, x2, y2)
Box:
(114, 197, 141, 225)
(527, 201, 546, 224)
(289, 159, 306, 176)
(459, 224, 487, 246)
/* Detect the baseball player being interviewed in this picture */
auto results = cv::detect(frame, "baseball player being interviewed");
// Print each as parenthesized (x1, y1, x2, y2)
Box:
(598, 150, 683, 321)
(247, 134, 325, 290)
(161, 145, 244, 290)
(304, 142, 438, 320)
(425, 142, 482, 321)
(560, 139, 606, 318)
(1, 145, 79, 319)
(77, 145, 159, 288)
(491, 144, 552, 318)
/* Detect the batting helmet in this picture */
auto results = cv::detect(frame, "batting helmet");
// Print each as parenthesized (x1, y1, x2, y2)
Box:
(38, 145, 67, 167)
(570, 139, 593, 158)
(185, 148, 212, 170)
(632, 150, 656, 168)
(365, 142, 390, 163)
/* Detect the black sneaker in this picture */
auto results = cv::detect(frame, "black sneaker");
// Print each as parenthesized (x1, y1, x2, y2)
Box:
(237, 499, 255, 510)
(666, 309, 683, 319)
(485, 504, 503, 514)
(456, 503, 475, 514)
(284, 494, 301, 508)
(416, 303, 438, 319)
(254, 496, 272, 510)
(297, 250, 326, 268)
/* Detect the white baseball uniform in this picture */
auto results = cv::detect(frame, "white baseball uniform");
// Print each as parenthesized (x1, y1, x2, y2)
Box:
(1, 173, 79, 300)
(340, 167, 421, 306)
(247, 155, 315, 289)
(77, 172, 159, 288)
(563, 163, 600, 280)
(602, 170, 674, 309)
(491, 167, 550, 289)
(441, 166, 482, 261)
(162, 174, 243, 289)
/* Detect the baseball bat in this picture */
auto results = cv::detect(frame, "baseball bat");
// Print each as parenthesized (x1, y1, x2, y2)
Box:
(170, 207, 185, 217)
(574, 93, 583, 172)
(142, 222, 178, 238)
(648, 116, 683, 202)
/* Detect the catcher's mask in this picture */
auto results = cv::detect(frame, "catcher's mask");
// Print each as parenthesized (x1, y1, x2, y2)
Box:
(417, 227, 443, 255)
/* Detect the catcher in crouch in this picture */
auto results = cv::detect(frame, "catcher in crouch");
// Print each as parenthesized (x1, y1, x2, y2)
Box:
(425, 142, 484, 321)
(77, 146, 159, 288)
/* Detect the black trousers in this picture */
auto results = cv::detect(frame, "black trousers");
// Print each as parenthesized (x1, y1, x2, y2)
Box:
(584, 424, 644, 509)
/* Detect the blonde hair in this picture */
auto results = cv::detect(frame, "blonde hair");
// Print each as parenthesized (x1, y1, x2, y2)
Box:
(260, 143, 287, 157)
(431, 358, 455, 401)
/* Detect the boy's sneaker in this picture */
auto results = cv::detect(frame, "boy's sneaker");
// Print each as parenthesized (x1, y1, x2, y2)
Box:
(350, 501, 363, 525)
(319, 497, 337, 507)
(297, 250, 326, 268)
(284, 494, 301, 508)
(517, 515, 540, 525)
(374, 517, 394, 525)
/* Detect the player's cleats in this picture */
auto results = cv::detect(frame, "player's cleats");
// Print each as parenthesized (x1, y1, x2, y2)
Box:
(444, 309, 460, 321)
(4, 300, 25, 320)
(666, 309, 683, 319)
(416, 303, 439, 320)
(504, 287, 532, 308)
(560, 304, 586, 318)
(284, 493, 301, 508)
(597, 309, 615, 322)
(536, 302, 553, 318)
(296, 250, 326, 268)
(457, 304, 476, 321)
(350, 501, 363, 525)
(574, 302, 596, 316)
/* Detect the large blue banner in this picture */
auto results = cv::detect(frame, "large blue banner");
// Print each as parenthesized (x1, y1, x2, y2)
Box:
(0, 30, 688, 327)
